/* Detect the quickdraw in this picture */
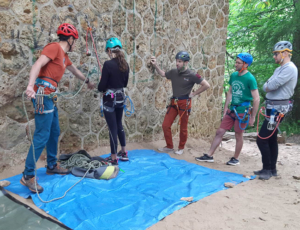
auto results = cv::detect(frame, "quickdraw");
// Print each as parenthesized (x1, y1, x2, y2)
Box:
(35, 87, 44, 114)
(85, 15, 102, 81)
(256, 107, 284, 139)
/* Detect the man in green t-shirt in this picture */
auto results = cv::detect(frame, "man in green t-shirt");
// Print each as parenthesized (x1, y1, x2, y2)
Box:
(195, 53, 260, 165)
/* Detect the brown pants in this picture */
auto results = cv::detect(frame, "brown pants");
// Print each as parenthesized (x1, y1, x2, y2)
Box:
(162, 99, 191, 150)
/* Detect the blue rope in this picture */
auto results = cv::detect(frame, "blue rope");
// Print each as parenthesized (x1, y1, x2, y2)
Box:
(123, 96, 135, 117)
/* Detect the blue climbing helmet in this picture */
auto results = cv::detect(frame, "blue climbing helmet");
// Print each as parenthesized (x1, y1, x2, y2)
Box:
(237, 53, 253, 67)
(105, 37, 122, 51)
(175, 51, 190, 61)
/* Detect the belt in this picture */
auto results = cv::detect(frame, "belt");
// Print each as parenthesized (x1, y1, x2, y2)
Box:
(231, 101, 251, 108)
(171, 96, 190, 100)
(39, 76, 58, 84)
(265, 99, 290, 106)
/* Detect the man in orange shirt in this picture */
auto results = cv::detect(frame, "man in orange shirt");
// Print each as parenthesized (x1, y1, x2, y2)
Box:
(21, 23, 95, 193)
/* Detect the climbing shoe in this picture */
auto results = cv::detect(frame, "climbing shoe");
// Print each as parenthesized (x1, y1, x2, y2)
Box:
(20, 175, 44, 193)
(226, 157, 240, 166)
(117, 151, 129, 161)
(174, 149, 184, 155)
(158, 147, 174, 152)
(46, 163, 70, 175)
(258, 169, 272, 180)
(105, 156, 119, 165)
(195, 154, 214, 163)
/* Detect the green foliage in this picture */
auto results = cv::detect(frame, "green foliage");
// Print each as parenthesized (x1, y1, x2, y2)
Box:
(279, 119, 300, 135)
(226, 0, 300, 134)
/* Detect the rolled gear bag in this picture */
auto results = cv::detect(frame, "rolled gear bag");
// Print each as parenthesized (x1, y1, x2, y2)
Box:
(59, 150, 119, 180)
(71, 165, 119, 180)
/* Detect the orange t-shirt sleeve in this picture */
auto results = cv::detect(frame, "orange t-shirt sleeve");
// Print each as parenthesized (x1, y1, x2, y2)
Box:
(41, 43, 59, 60)
(65, 55, 72, 66)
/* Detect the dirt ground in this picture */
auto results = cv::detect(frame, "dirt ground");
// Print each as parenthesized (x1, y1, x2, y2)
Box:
(1, 136, 300, 230)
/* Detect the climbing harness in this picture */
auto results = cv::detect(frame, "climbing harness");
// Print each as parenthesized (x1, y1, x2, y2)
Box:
(166, 96, 191, 126)
(99, 88, 135, 117)
(228, 101, 252, 130)
(34, 78, 58, 114)
(35, 78, 57, 91)
(257, 99, 293, 139)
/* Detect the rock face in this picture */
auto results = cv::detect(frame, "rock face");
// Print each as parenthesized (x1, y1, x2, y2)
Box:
(0, 0, 229, 170)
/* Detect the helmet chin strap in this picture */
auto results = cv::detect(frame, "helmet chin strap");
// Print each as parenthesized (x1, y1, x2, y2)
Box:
(238, 62, 248, 74)
(67, 39, 75, 52)
(279, 52, 284, 63)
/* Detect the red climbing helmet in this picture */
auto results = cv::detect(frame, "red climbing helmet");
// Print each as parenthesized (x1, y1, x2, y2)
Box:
(57, 23, 79, 39)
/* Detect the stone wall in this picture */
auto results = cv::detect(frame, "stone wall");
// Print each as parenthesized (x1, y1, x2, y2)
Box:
(0, 0, 229, 171)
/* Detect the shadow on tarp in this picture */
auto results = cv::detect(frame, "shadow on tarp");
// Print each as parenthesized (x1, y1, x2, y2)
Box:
(1, 149, 255, 230)
(0, 187, 69, 230)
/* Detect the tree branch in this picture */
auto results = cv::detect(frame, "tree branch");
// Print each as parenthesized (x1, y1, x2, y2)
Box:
(226, 51, 235, 60)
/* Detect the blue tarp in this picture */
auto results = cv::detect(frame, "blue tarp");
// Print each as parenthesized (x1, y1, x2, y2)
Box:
(2, 149, 254, 230)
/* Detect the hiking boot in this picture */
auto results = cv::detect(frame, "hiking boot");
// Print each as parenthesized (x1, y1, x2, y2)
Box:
(195, 154, 214, 163)
(226, 157, 240, 166)
(158, 147, 174, 153)
(271, 169, 278, 176)
(117, 150, 129, 161)
(105, 156, 119, 165)
(254, 169, 263, 175)
(259, 169, 272, 180)
(174, 149, 184, 155)
(46, 163, 70, 175)
(20, 175, 44, 193)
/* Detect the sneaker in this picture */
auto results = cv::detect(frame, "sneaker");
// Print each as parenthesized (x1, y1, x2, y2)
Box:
(117, 151, 129, 161)
(20, 175, 44, 193)
(195, 154, 214, 163)
(259, 169, 272, 180)
(46, 163, 70, 175)
(174, 149, 184, 155)
(158, 146, 174, 152)
(105, 156, 119, 165)
(226, 157, 240, 166)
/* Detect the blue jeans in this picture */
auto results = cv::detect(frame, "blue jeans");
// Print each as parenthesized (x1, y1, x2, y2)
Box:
(24, 97, 60, 176)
